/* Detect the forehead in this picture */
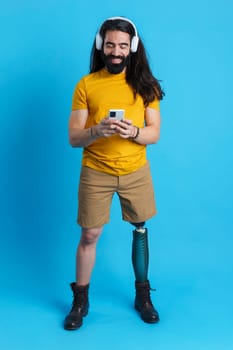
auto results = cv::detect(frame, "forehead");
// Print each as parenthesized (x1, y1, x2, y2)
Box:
(104, 30, 131, 43)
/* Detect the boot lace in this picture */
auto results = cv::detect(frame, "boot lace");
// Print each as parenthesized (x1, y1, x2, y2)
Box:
(139, 285, 156, 306)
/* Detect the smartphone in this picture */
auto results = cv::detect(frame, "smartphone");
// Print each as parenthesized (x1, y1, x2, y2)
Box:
(108, 109, 125, 121)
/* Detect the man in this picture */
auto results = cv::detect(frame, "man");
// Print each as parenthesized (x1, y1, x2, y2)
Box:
(64, 16, 164, 330)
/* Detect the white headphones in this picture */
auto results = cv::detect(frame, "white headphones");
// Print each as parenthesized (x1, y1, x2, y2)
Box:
(95, 16, 139, 53)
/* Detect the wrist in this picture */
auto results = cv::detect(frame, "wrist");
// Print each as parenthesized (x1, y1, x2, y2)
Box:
(90, 126, 99, 138)
(131, 126, 140, 140)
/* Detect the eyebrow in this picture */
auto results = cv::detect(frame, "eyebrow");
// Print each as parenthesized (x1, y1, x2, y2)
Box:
(105, 41, 129, 46)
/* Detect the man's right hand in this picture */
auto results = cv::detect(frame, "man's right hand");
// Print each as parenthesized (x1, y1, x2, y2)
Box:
(92, 117, 118, 138)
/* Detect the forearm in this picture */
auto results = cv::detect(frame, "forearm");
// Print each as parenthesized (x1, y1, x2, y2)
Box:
(69, 126, 99, 148)
(133, 125, 160, 145)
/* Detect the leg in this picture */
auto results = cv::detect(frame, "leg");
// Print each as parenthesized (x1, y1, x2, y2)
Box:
(131, 222, 159, 323)
(76, 226, 103, 285)
(64, 166, 116, 330)
(118, 163, 159, 323)
(64, 226, 103, 330)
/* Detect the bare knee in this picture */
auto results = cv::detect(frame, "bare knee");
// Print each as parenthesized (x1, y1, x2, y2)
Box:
(80, 227, 102, 246)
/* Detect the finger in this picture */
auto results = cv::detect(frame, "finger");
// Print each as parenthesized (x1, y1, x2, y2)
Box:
(100, 117, 109, 125)
(115, 121, 128, 130)
(121, 119, 132, 125)
(110, 124, 117, 129)
(118, 127, 130, 137)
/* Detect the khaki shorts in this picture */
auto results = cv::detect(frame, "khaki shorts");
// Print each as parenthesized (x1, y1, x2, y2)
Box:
(77, 161, 156, 228)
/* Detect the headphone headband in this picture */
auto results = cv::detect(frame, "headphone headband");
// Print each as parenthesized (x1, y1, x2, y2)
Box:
(106, 16, 138, 37)
(95, 16, 139, 53)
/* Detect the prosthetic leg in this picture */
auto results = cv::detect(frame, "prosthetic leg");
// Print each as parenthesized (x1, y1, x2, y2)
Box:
(132, 222, 148, 282)
(131, 222, 159, 323)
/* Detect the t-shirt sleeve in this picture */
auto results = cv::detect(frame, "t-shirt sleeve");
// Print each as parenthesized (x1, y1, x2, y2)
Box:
(148, 98, 160, 111)
(71, 79, 88, 110)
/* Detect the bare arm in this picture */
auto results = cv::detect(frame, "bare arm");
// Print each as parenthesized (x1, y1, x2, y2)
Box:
(68, 109, 118, 148)
(114, 107, 161, 145)
(135, 107, 161, 145)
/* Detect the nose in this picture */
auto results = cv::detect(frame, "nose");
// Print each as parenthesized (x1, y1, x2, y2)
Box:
(112, 45, 120, 56)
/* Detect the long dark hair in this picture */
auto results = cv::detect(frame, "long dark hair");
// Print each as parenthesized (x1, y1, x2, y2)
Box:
(90, 18, 165, 106)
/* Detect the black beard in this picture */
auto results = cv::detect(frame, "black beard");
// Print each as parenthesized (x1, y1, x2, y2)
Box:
(101, 53, 130, 74)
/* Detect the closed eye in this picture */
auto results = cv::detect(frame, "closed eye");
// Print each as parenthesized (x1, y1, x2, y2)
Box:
(105, 42, 129, 50)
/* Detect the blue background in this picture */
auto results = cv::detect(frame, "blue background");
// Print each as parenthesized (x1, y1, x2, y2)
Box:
(1, 0, 233, 349)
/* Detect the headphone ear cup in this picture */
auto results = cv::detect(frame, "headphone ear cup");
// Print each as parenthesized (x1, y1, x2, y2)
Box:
(95, 33, 103, 50)
(131, 36, 139, 52)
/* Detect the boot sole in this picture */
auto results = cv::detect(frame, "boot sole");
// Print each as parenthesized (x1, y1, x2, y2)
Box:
(64, 323, 82, 330)
(64, 311, 88, 330)
(135, 305, 160, 324)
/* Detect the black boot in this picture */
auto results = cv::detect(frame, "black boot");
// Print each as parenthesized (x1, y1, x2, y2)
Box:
(64, 282, 89, 330)
(135, 280, 160, 323)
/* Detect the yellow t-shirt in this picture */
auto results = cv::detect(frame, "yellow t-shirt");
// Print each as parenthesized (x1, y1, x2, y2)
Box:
(72, 68, 160, 175)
